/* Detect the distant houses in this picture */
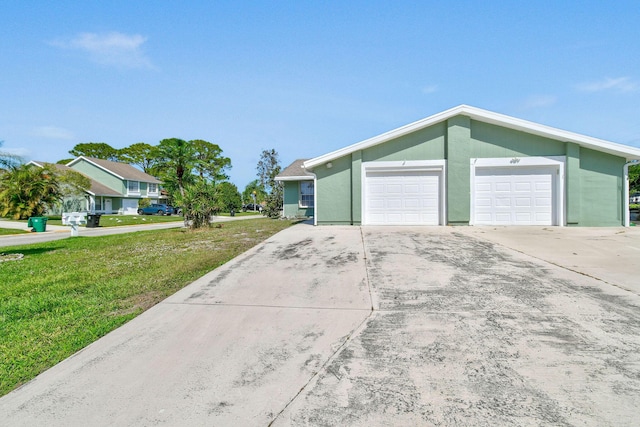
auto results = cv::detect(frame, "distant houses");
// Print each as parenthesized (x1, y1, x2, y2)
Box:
(29, 156, 164, 215)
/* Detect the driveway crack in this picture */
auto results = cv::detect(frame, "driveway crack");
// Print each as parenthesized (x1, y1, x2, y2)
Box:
(267, 227, 376, 426)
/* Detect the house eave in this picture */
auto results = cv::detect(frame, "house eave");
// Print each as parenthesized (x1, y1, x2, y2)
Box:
(275, 175, 315, 181)
(303, 105, 640, 170)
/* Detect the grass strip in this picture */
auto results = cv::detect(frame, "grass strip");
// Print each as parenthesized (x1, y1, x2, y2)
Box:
(0, 229, 27, 236)
(0, 218, 296, 396)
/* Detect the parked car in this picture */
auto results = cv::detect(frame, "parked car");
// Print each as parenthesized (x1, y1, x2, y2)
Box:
(242, 203, 263, 212)
(137, 203, 175, 216)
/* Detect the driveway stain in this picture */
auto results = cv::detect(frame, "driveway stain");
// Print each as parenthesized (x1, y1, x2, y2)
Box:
(281, 229, 640, 426)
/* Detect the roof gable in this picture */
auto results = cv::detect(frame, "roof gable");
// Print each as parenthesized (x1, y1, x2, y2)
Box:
(304, 105, 640, 169)
(66, 156, 161, 183)
(27, 160, 123, 196)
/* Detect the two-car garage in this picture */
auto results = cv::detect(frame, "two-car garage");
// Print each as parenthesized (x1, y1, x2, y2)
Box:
(298, 106, 639, 227)
(361, 157, 564, 227)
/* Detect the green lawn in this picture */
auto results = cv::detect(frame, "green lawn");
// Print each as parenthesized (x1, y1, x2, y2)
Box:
(43, 214, 185, 227)
(0, 228, 27, 236)
(0, 218, 296, 396)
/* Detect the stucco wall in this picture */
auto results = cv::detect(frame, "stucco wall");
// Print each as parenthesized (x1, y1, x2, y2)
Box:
(578, 148, 624, 226)
(282, 181, 314, 218)
(311, 115, 627, 226)
(70, 160, 124, 194)
(315, 156, 353, 225)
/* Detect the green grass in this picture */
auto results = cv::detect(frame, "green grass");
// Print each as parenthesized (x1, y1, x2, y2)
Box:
(43, 214, 185, 227)
(0, 228, 27, 236)
(0, 218, 296, 396)
(217, 211, 262, 217)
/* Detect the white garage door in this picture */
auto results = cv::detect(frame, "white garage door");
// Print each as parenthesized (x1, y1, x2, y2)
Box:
(365, 170, 441, 225)
(474, 166, 556, 225)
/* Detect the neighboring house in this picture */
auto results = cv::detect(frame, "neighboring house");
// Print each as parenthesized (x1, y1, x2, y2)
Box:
(30, 157, 163, 215)
(275, 159, 315, 218)
(283, 105, 640, 227)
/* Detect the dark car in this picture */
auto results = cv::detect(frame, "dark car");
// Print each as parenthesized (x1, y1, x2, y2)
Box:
(137, 203, 175, 216)
(242, 203, 263, 212)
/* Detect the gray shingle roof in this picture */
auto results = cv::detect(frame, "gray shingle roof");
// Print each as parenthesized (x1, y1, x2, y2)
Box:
(276, 159, 314, 180)
(79, 157, 162, 184)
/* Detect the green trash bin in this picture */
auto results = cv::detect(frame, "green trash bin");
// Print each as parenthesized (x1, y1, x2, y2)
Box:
(29, 217, 48, 232)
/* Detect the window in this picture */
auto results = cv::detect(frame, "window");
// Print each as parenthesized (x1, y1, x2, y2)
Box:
(148, 183, 158, 194)
(127, 180, 140, 194)
(299, 181, 314, 208)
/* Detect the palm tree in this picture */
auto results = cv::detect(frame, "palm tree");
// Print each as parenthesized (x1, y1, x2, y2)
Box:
(156, 138, 196, 198)
(0, 164, 62, 219)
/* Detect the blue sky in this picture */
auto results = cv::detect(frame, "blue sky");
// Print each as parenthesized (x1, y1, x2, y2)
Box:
(2, 1, 639, 189)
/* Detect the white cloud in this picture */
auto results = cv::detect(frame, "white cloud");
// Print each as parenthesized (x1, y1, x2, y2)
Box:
(32, 126, 75, 140)
(521, 95, 557, 109)
(50, 32, 153, 69)
(421, 84, 438, 95)
(577, 77, 639, 93)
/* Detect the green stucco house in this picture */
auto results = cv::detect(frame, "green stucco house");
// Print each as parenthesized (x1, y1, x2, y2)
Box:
(66, 157, 163, 214)
(32, 156, 164, 215)
(279, 105, 640, 227)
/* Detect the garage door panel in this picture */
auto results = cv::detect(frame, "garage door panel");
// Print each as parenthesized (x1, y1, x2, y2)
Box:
(514, 182, 531, 192)
(495, 182, 511, 192)
(496, 197, 511, 207)
(405, 199, 420, 208)
(535, 197, 551, 207)
(365, 169, 441, 225)
(476, 183, 491, 192)
(476, 197, 492, 207)
(387, 199, 402, 209)
(474, 166, 557, 226)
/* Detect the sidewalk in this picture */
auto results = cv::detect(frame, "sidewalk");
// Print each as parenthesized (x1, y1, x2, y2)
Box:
(0, 219, 67, 231)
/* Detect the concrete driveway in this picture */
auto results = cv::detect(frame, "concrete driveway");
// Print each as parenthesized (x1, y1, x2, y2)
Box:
(2, 225, 640, 426)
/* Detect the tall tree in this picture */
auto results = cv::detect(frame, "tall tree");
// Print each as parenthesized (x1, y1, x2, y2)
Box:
(256, 149, 283, 218)
(69, 142, 119, 161)
(257, 149, 281, 194)
(216, 181, 242, 212)
(119, 142, 159, 173)
(0, 141, 21, 170)
(155, 138, 196, 198)
(190, 139, 231, 184)
(0, 164, 62, 219)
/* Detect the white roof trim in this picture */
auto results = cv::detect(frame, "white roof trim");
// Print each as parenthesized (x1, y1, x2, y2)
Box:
(67, 156, 126, 180)
(304, 105, 640, 169)
(275, 175, 314, 181)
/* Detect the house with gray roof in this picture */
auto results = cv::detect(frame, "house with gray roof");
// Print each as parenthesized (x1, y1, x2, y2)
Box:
(66, 156, 163, 214)
(30, 157, 164, 215)
(280, 105, 640, 227)
(275, 159, 315, 218)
